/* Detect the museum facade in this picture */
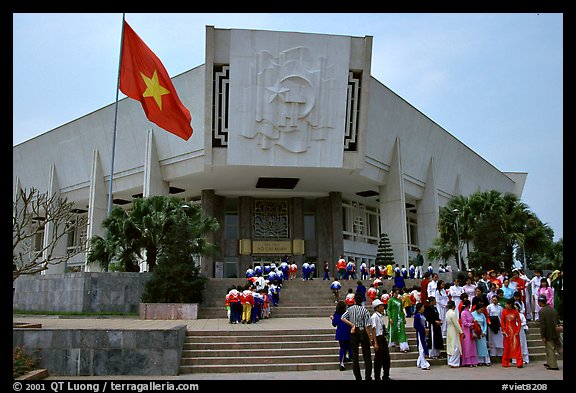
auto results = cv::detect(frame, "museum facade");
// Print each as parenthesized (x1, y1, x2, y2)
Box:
(13, 26, 527, 278)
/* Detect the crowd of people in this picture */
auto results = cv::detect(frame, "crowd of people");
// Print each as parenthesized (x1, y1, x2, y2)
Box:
(327, 264, 563, 379)
(225, 256, 563, 379)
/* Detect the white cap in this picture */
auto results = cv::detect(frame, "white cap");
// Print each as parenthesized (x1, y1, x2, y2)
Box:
(372, 299, 384, 308)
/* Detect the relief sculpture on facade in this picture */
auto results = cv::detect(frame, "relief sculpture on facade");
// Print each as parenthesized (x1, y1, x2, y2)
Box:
(241, 47, 336, 153)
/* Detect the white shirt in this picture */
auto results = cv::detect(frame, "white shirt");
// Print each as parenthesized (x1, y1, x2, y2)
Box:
(370, 311, 386, 337)
(427, 280, 438, 298)
(530, 276, 543, 297)
(435, 288, 448, 307)
(448, 285, 464, 300)
(254, 276, 266, 291)
(487, 303, 503, 318)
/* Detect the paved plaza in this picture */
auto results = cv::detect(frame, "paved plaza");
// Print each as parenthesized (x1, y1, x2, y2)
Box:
(14, 315, 564, 383)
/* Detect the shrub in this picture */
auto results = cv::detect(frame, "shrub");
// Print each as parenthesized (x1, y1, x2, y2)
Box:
(13, 346, 39, 378)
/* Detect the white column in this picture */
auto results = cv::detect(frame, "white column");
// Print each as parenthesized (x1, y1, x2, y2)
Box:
(418, 157, 440, 269)
(379, 137, 408, 267)
(85, 149, 108, 272)
(143, 129, 169, 197)
(43, 164, 67, 274)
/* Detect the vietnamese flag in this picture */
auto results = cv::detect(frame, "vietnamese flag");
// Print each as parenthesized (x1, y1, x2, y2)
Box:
(120, 21, 193, 140)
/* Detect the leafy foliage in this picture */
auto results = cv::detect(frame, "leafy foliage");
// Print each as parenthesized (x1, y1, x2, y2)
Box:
(13, 346, 40, 378)
(429, 190, 556, 272)
(87, 196, 219, 273)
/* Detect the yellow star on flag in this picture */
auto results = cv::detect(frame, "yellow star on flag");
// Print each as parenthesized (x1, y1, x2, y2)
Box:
(141, 69, 171, 110)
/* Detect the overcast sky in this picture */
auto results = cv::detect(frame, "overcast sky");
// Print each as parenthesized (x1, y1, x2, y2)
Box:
(12, 13, 563, 241)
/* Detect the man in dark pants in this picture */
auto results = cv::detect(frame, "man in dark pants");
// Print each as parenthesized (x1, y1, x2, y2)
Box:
(370, 299, 391, 380)
(537, 295, 561, 370)
(341, 293, 373, 380)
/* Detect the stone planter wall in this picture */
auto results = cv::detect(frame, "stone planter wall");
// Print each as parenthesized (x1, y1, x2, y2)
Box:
(13, 326, 187, 376)
(140, 303, 198, 320)
(13, 272, 151, 314)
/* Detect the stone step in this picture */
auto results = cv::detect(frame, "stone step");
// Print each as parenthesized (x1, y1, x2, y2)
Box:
(186, 328, 335, 336)
(180, 347, 422, 360)
(179, 358, 444, 374)
(182, 352, 424, 366)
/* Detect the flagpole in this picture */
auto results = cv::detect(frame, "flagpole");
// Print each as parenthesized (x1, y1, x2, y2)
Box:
(107, 12, 126, 216)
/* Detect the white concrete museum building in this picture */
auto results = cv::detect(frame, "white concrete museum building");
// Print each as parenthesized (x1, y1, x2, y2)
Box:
(13, 26, 527, 278)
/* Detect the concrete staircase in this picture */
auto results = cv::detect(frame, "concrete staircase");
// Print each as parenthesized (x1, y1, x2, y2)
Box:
(178, 320, 548, 374)
(179, 324, 438, 374)
(197, 277, 425, 319)
(182, 277, 554, 374)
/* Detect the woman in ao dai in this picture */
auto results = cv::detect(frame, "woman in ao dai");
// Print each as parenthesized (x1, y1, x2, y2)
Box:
(413, 302, 430, 370)
(472, 303, 491, 366)
(387, 287, 410, 352)
(459, 299, 479, 367)
(513, 303, 530, 364)
(448, 277, 464, 314)
(487, 295, 504, 357)
(463, 277, 477, 304)
(445, 300, 463, 367)
(435, 280, 449, 338)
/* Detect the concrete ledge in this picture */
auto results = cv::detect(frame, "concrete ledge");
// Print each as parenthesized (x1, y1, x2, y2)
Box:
(13, 322, 43, 328)
(140, 303, 198, 320)
(15, 369, 48, 380)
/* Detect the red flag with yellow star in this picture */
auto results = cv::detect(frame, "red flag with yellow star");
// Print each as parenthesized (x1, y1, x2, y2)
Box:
(119, 21, 193, 140)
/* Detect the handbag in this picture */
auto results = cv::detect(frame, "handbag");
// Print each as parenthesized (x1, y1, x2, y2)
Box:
(472, 320, 482, 338)
(489, 316, 500, 334)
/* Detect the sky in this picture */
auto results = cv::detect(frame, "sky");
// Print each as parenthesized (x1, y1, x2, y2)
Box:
(12, 13, 563, 241)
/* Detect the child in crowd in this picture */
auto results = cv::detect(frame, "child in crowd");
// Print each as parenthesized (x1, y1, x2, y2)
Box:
(345, 288, 356, 306)
(261, 287, 270, 319)
(330, 278, 342, 303)
(269, 280, 281, 307)
(367, 283, 378, 305)
(402, 286, 413, 317)
(240, 284, 254, 324)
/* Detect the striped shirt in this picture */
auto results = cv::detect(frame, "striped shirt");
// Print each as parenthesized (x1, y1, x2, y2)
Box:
(341, 305, 371, 328)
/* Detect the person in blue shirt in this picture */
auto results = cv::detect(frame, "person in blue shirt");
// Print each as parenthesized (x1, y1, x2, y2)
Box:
(245, 266, 254, 278)
(501, 278, 515, 301)
(330, 300, 352, 371)
(331, 278, 342, 303)
(394, 271, 406, 291)
(401, 265, 408, 279)
(302, 261, 310, 281)
(309, 262, 316, 280)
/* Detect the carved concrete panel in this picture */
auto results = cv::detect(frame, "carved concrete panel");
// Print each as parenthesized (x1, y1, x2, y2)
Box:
(228, 30, 350, 167)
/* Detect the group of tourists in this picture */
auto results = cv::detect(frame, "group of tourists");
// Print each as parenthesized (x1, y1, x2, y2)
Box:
(328, 265, 563, 379)
(333, 255, 452, 284)
(225, 279, 281, 324)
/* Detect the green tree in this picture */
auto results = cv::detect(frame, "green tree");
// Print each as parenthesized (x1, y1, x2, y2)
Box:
(375, 233, 395, 265)
(87, 206, 143, 272)
(87, 195, 219, 273)
(141, 200, 219, 303)
(430, 190, 554, 272)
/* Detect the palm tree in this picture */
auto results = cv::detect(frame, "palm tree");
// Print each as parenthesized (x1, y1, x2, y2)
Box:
(86, 207, 140, 272)
(430, 190, 554, 272)
(86, 195, 219, 272)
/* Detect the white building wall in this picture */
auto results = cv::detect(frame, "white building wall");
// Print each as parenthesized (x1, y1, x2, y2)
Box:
(365, 79, 518, 197)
